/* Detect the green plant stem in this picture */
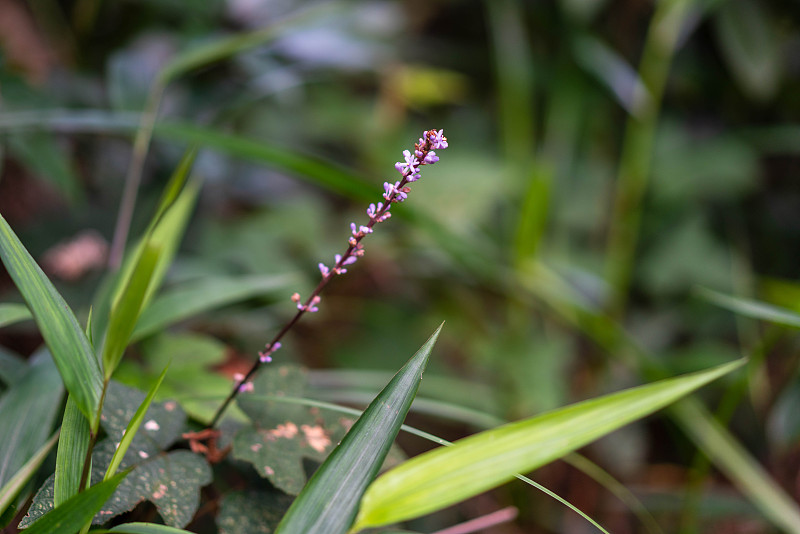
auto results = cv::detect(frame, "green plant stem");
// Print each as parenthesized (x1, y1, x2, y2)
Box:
(605, 0, 694, 317)
(108, 82, 165, 270)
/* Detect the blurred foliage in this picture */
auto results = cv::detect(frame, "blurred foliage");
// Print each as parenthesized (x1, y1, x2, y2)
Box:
(2, 0, 800, 531)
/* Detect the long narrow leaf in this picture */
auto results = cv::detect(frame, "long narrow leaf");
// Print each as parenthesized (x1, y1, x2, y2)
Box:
(54, 396, 92, 506)
(275, 324, 443, 534)
(22, 472, 128, 534)
(353, 359, 744, 530)
(0, 213, 102, 420)
(0, 431, 58, 517)
(671, 398, 800, 533)
(102, 243, 161, 378)
(0, 350, 63, 489)
(0, 303, 32, 328)
(93, 160, 199, 344)
(104, 365, 169, 480)
(132, 274, 294, 340)
(105, 522, 195, 533)
(697, 287, 800, 328)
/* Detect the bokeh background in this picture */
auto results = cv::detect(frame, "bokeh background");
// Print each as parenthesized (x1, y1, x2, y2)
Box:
(2, 0, 800, 532)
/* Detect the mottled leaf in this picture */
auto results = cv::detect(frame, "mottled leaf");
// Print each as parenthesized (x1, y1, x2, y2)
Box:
(21, 382, 207, 528)
(233, 365, 353, 495)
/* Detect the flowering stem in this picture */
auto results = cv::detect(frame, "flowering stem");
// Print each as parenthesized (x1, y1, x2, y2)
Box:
(208, 129, 448, 429)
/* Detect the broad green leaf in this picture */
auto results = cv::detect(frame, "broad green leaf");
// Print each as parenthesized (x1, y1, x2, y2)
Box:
(217, 491, 294, 534)
(22, 472, 127, 534)
(54, 396, 91, 507)
(233, 365, 353, 495)
(0, 431, 58, 518)
(102, 243, 161, 377)
(698, 287, 800, 328)
(0, 212, 103, 421)
(275, 325, 442, 534)
(132, 274, 294, 341)
(353, 360, 744, 530)
(104, 365, 169, 480)
(0, 303, 31, 328)
(0, 350, 63, 489)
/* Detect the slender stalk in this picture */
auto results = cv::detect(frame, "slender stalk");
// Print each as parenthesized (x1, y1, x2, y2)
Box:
(108, 82, 165, 270)
(208, 130, 448, 428)
(605, 0, 694, 317)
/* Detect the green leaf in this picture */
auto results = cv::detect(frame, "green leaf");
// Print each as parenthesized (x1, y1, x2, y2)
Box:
(0, 347, 26, 386)
(6, 131, 83, 204)
(104, 365, 169, 480)
(0, 350, 63, 489)
(132, 275, 294, 341)
(672, 398, 800, 533)
(54, 396, 91, 506)
(93, 163, 200, 345)
(697, 287, 800, 328)
(353, 359, 744, 530)
(275, 325, 442, 534)
(0, 212, 103, 421)
(22, 472, 127, 534)
(233, 365, 353, 495)
(0, 431, 58, 518)
(22, 382, 208, 529)
(102, 243, 161, 377)
(0, 303, 32, 328)
(107, 523, 196, 533)
(713, 0, 780, 101)
(217, 491, 294, 534)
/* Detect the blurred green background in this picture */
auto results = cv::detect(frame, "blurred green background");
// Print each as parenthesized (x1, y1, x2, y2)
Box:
(1, 0, 800, 532)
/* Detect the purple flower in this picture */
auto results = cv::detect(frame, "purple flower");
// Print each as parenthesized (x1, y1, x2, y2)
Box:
(429, 129, 448, 149)
(383, 182, 395, 200)
(424, 151, 439, 164)
(319, 263, 330, 276)
(395, 149, 419, 176)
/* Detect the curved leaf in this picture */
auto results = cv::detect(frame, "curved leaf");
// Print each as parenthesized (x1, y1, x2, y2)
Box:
(22, 472, 127, 534)
(353, 359, 744, 530)
(0, 213, 102, 421)
(275, 324, 443, 534)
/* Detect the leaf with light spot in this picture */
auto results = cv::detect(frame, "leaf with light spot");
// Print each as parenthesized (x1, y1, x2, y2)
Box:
(232, 365, 353, 495)
(20, 382, 210, 528)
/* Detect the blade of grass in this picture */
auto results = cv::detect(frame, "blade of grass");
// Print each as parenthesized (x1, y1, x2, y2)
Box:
(274, 324, 443, 534)
(105, 522, 197, 533)
(101, 243, 161, 378)
(352, 359, 743, 530)
(0, 213, 102, 422)
(671, 397, 800, 533)
(605, 0, 696, 317)
(23, 471, 128, 534)
(0, 303, 32, 328)
(697, 287, 800, 328)
(131, 274, 295, 341)
(0, 350, 63, 489)
(104, 365, 169, 480)
(54, 396, 92, 507)
(0, 431, 58, 517)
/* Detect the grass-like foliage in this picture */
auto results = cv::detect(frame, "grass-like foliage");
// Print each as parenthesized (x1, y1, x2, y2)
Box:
(2, 2, 800, 533)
